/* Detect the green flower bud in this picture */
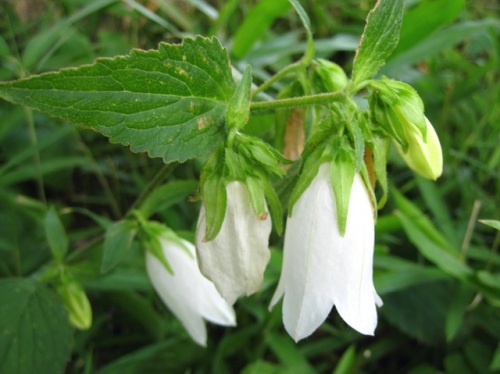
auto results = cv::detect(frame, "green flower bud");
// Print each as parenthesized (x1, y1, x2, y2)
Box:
(368, 78, 443, 180)
(393, 116, 443, 180)
(56, 276, 92, 330)
(313, 59, 349, 92)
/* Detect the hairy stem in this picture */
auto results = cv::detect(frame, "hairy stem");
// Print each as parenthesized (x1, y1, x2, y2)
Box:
(250, 91, 346, 111)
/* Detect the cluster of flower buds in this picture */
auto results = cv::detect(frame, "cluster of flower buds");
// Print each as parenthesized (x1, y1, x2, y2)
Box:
(141, 62, 443, 346)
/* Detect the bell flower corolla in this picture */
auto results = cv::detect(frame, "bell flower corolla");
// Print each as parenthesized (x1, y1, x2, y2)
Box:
(270, 163, 382, 342)
(196, 181, 272, 305)
(145, 235, 236, 346)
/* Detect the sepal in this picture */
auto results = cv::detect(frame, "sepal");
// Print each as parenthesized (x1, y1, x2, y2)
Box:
(330, 142, 357, 235)
(226, 65, 252, 130)
(368, 78, 427, 149)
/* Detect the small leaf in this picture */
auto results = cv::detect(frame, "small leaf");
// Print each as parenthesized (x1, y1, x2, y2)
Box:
(139, 180, 198, 219)
(44, 206, 69, 262)
(352, 0, 404, 86)
(0, 278, 73, 374)
(288, 0, 314, 62)
(0, 37, 234, 163)
(102, 220, 138, 273)
(479, 219, 500, 231)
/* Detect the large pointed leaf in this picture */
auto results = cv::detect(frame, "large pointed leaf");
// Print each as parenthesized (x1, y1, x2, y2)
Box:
(0, 37, 235, 163)
(0, 278, 73, 374)
(352, 0, 404, 86)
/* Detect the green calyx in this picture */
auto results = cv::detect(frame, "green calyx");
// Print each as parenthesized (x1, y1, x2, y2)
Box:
(134, 214, 191, 274)
(368, 78, 427, 151)
(200, 131, 288, 240)
(288, 113, 371, 236)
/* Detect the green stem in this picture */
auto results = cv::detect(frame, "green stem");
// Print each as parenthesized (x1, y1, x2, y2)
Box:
(75, 131, 122, 219)
(252, 62, 302, 97)
(127, 163, 175, 214)
(25, 108, 46, 204)
(250, 91, 346, 112)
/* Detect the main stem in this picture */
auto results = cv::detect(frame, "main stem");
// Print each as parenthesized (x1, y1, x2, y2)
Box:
(250, 91, 346, 111)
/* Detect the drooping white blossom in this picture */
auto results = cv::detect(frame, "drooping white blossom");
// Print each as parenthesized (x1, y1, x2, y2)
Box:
(196, 181, 272, 305)
(146, 236, 236, 346)
(270, 163, 382, 342)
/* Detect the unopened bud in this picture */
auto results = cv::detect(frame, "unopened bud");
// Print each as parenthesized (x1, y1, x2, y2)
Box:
(313, 59, 348, 92)
(369, 79, 442, 179)
(56, 276, 92, 330)
(393, 116, 443, 180)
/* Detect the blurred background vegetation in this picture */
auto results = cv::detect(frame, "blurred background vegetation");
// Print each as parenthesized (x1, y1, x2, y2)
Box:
(0, 0, 499, 373)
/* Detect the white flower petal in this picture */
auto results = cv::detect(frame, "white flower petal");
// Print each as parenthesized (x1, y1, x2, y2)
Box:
(270, 163, 381, 341)
(146, 238, 236, 346)
(271, 163, 338, 341)
(196, 181, 271, 305)
(329, 174, 379, 335)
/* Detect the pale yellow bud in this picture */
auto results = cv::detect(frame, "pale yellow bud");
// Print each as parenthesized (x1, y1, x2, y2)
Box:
(393, 117, 443, 180)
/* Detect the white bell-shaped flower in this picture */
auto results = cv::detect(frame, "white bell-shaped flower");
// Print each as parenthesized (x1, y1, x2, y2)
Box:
(196, 181, 272, 305)
(146, 236, 236, 346)
(270, 163, 382, 342)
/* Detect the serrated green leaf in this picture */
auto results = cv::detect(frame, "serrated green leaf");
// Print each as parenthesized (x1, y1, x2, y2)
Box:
(352, 0, 404, 86)
(0, 37, 234, 163)
(102, 220, 138, 273)
(44, 206, 69, 262)
(0, 278, 73, 374)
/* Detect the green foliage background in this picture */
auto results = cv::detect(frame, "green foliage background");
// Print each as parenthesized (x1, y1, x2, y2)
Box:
(0, 0, 499, 373)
